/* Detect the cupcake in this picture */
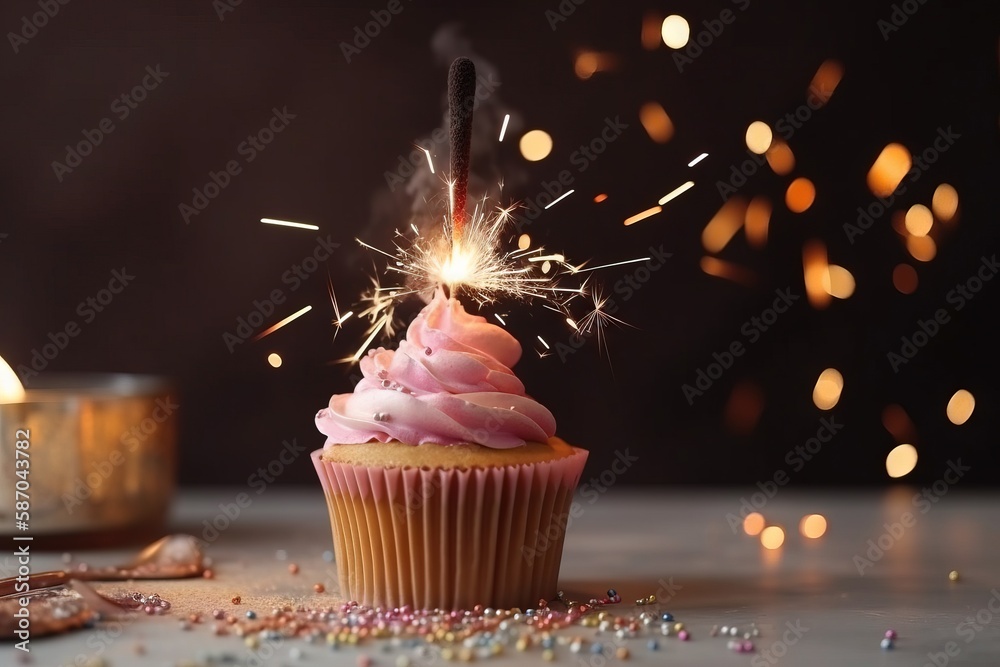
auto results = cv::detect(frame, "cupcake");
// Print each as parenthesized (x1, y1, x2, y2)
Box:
(313, 288, 587, 610)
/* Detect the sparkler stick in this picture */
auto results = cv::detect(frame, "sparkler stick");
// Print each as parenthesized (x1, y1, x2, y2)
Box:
(448, 57, 477, 245)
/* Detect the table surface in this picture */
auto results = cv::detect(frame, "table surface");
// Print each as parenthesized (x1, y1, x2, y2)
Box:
(8, 486, 1000, 666)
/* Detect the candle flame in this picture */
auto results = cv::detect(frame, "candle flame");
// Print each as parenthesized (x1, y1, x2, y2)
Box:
(0, 356, 25, 403)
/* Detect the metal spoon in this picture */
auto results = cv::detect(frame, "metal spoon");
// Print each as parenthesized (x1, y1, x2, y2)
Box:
(0, 534, 204, 597)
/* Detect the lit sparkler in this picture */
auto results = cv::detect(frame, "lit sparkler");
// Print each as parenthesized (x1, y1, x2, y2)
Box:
(315, 58, 644, 363)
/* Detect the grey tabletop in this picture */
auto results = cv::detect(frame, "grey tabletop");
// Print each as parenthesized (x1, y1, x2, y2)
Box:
(8, 486, 1000, 666)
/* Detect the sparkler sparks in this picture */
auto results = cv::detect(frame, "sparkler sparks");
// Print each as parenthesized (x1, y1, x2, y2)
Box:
(544, 189, 575, 209)
(261, 218, 320, 231)
(422, 148, 435, 174)
(623, 206, 662, 226)
(359, 198, 564, 305)
(498, 114, 511, 142)
(575, 286, 631, 358)
(658, 181, 695, 205)
(252, 305, 313, 341)
(318, 58, 638, 363)
(327, 278, 353, 340)
(568, 256, 652, 274)
(687, 152, 709, 167)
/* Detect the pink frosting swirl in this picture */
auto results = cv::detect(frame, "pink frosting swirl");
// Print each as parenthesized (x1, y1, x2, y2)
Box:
(316, 289, 556, 449)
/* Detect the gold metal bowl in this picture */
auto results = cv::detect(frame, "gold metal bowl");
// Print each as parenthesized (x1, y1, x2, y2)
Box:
(0, 374, 177, 547)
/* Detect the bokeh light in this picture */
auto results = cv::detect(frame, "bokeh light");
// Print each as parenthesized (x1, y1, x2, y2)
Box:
(700, 256, 756, 285)
(867, 143, 912, 197)
(724, 380, 765, 435)
(892, 264, 918, 294)
(702, 198, 747, 253)
(743, 512, 766, 536)
(808, 59, 844, 107)
(785, 177, 816, 213)
(882, 404, 917, 443)
(766, 139, 795, 175)
(267, 353, 282, 368)
(661, 15, 690, 48)
(905, 204, 933, 237)
(932, 183, 959, 222)
(519, 130, 553, 161)
(823, 265, 855, 299)
(641, 12, 663, 50)
(517, 234, 531, 250)
(906, 235, 937, 262)
(946, 389, 975, 425)
(593, 193, 608, 203)
(745, 121, 773, 154)
(745, 196, 771, 248)
(886, 444, 918, 478)
(574, 51, 617, 80)
(890, 210, 907, 236)
(639, 102, 674, 143)
(800, 514, 828, 539)
(760, 526, 785, 550)
(803, 240, 831, 309)
(813, 368, 844, 410)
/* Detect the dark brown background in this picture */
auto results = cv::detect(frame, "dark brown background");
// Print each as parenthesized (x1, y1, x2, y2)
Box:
(1, 0, 997, 486)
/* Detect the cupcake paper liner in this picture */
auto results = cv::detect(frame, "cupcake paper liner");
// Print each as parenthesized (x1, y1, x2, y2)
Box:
(312, 447, 588, 610)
